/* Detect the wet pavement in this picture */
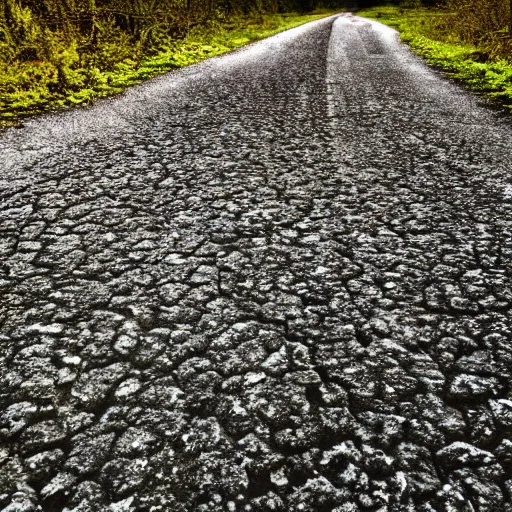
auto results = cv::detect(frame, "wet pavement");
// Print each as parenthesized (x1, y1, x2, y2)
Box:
(1, 13, 512, 512)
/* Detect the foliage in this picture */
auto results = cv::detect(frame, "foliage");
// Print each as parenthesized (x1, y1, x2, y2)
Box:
(439, 0, 510, 53)
(358, 5, 512, 109)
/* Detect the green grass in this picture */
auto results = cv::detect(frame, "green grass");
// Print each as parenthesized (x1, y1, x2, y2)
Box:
(358, 5, 512, 110)
(0, 12, 336, 128)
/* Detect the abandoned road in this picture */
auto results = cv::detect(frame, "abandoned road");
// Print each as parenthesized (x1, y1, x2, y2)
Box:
(1, 13, 512, 512)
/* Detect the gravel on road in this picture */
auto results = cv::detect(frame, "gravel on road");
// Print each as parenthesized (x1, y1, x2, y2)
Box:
(1, 13, 512, 512)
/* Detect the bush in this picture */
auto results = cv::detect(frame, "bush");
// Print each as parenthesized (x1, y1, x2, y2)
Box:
(433, 0, 511, 59)
(442, 0, 509, 42)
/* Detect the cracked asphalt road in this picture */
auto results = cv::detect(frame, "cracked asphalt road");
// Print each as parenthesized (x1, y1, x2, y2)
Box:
(2, 12, 512, 512)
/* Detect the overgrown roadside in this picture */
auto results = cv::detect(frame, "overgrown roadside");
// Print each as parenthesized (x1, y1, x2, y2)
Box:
(358, 5, 512, 110)
(0, 11, 336, 128)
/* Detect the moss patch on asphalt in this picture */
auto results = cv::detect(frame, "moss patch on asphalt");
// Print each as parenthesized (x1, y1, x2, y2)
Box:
(358, 6, 512, 110)
(0, 11, 335, 128)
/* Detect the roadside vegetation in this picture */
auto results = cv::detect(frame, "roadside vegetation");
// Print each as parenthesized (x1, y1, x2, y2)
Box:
(0, 0, 345, 127)
(358, 1, 512, 109)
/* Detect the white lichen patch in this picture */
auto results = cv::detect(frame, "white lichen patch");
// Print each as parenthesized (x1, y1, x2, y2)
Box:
(27, 323, 64, 334)
(244, 372, 266, 385)
(115, 378, 142, 399)
(270, 467, 288, 487)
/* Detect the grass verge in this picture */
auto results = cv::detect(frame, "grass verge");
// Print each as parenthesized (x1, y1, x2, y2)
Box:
(358, 6, 512, 110)
(0, 11, 336, 128)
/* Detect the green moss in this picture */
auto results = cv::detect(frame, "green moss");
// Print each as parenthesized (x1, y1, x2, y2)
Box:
(0, 12, 336, 127)
(358, 6, 512, 110)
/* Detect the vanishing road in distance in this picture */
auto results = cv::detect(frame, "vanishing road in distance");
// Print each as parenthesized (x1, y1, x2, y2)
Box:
(1, 13, 512, 512)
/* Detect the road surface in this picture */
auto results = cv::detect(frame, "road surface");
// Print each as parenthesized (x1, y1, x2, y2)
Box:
(1, 13, 512, 512)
